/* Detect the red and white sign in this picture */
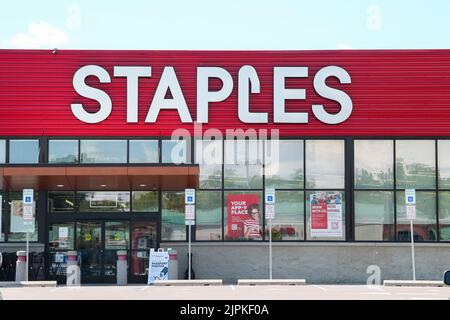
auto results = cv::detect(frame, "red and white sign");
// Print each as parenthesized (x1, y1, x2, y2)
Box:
(227, 194, 261, 240)
(1, 50, 450, 137)
(310, 192, 343, 238)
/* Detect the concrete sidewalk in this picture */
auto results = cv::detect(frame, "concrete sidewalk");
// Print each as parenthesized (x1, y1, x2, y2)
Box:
(0, 284, 449, 300)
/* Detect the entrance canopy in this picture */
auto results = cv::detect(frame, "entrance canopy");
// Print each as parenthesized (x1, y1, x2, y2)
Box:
(0, 165, 199, 191)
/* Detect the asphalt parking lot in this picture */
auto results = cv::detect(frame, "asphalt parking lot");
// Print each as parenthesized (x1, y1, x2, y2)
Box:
(0, 284, 449, 300)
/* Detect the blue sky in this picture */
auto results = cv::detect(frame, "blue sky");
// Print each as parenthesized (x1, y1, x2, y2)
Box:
(0, 0, 449, 50)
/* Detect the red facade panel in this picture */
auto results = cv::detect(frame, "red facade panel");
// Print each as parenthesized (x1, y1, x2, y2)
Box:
(0, 49, 450, 137)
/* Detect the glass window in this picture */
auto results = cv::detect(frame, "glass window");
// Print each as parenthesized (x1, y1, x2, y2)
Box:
(224, 191, 263, 240)
(0, 194, 5, 241)
(48, 140, 78, 163)
(77, 191, 130, 212)
(439, 192, 450, 241)
(162, 139, 189, 164)
(195, 139, 223, 189)
(306, 191, 345, 241)
(105, 221, 129, 250)
(396, 140, 435, 189)
(132, 191, 159, 212)
(354, 140, 393, 189)
(265, 140, 304, 189)
(162, 191, 185, 241)
(438, 140, 450, 189)
(306, 140, 345, 189)
(266, 191, 304, 240)
(131, 222, 157, 250)
(48, 192, 76, 212)
(224, 139, 263, 189)
(396, 191, 437, 241)
(48, 223, 75, 250)
(80, 140, 127, 163)
(9, 139, 39, 164)
(8, 192, 38, 242)
(355, 191, 395, 241)
(0, 140, 6, 163)
(196, 191, 222, 240)
(129, 140, 159, 163)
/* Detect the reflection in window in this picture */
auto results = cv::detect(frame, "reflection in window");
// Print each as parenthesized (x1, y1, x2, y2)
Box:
(9, 139, 39, 164)
(162, 191, 185, 241)
(306, 140, 345, 189)
(265, 140, 303, 189)
(49, 140, 78, 163)
(396, 191, 436, 241)
(439, 192, 450, 240)
(196, 191, 222, 240)
(266, 191, 304, 240)
(223, 191, 263, 240)
(438, 140, 450, 189)
(162, 140, 189, 164)
(80, 140, 127, 163)
(77, 191, 130, 212)
(129, 140, 159, 163)
(132, 222, 157, 250)
(132, 191, 159, 212)
(224, 139, 263, 189)
(105, 221, 129, 250)
(355, 191, 394, 241)
(195, 139, 223, 189)
(306, 191, 345, 241)
(0, 140, 6, 163)
(354, 140, 393, 189)
(48, 223, 75, 250)
(396, 140, 435, 189)
(48, 192, 76, 212)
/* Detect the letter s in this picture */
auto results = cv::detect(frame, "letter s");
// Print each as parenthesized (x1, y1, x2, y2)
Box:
(71, 65, 112, 123)
(312, 66, 352, 124)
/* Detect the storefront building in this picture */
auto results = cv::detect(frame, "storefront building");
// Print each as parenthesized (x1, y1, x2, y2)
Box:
(1, 49, 450, 283)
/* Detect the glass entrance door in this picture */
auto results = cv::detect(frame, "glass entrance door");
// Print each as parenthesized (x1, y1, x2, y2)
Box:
(77, 221, 102, 282)
(130, 221, 158, 283)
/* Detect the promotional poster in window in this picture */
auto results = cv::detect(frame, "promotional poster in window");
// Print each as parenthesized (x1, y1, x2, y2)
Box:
(227, 194, 262, 240)
(310, 192, 343, 238)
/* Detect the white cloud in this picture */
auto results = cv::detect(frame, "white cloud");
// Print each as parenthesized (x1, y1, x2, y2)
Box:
(8, 21, 69, 48)
(337, 43, 354, 49)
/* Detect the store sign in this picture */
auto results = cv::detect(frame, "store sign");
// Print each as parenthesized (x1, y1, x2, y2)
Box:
(71, 65, 352, 125)
(147, 249, 169, 284)
(310, 192, 343, 238)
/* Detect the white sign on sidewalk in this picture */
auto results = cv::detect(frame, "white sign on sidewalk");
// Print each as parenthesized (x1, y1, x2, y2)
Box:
(185, 189, 195, 205)
(265, 204, 275, 219)
(23, 189, 34, 205)
(405, 189, 416, 205)
(147, 249, 169, 284)
(185, 204, 195, 221)
(265, 188, 275, 205)
(406, 205, 416, 220)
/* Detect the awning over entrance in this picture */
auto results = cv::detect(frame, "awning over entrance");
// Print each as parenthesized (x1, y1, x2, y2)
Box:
(0, 165, 199, 191)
